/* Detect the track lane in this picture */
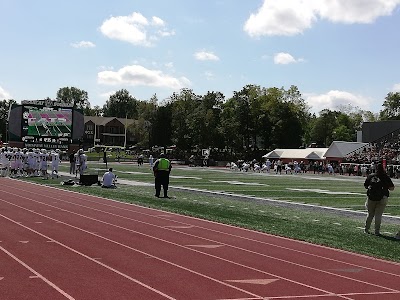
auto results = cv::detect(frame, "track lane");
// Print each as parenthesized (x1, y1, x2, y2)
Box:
(0, 196, 318, 299)
(0, 212, 172, 300)
(2, 178, 400, 299)
(7, 181, 400, 290)
(0, 245, 71, 300)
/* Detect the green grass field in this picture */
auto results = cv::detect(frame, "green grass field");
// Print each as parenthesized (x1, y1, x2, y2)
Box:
(22, 162, 400, 262)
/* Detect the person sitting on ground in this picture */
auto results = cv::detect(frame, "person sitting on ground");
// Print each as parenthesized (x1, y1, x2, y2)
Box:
(102, 168, 117, 188)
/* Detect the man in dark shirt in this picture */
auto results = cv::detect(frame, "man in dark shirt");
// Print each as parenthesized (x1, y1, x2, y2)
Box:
(69, 152, 75, 174)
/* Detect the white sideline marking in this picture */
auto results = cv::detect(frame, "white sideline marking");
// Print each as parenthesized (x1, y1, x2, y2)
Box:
(170, 176, 202, 180)
(0, 214, 177, 300)
(287, 188, 364, 195)
(0, 245, 75, 299)
(210, 180, 268, 186)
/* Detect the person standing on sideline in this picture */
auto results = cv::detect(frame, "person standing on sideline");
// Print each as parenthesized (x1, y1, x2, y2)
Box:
(103, 149, 108, 169)
(152, 153, 172, 198)
(102, 168, 117, 188)
(69, 151, 75, 175)
(363, 163, 394, 236)
(50, 149, 61, 179)
(149, 154, 154, 168)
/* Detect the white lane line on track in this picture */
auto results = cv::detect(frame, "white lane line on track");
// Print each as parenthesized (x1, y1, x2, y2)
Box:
(7, 180, 400, 275)
(0, 212, 177, 300)
(0, 245, 75, 300)
(0, 193, 377, 299)
(0, 201, 265, 300)
(6, 181, 400, 294)
(14, 182, 400, 281)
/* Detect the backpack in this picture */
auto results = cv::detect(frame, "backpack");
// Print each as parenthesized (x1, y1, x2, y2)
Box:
(367, 175, 385, 201)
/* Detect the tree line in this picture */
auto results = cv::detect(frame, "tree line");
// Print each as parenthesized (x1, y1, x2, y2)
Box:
(1, 85, 400, 160)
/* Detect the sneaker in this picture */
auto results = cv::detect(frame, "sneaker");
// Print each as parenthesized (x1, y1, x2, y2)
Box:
(394, 233, 400, 240)
(364, 229, 370, 234)
(374, 232, 381, 236)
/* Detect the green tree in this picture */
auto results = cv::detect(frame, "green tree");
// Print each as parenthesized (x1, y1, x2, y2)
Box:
(332, 124, 353, 141)
(102, 89, 138, 118)
(152, 104, 172, 149)
(169, 89, 199, 152)
(265, 88, 304, 149)
(380, 92, 400, 120)
(56, 87, 89, 109)
(135, 94, 158, 148)
(310, 109, 340, 146)
(191, 91, 225, 149)
(84, 105, 103, 116)
(220, 99, 243, 153)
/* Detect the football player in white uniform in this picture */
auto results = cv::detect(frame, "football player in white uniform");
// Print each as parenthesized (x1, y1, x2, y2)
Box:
(74, 151, 80, 177)
(80, 151, 87, 176)
(0, 148, 9, 177)
(39, 149, 49, 179)
(26, 149, 35, 177)
(15, 148, 25, 177)
(50, 149, 61, 179)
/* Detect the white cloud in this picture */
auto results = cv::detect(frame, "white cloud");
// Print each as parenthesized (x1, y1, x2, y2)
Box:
(244, 0, 400, 37)
(70, 41, 96, 48)
(316, 0, 400, 24)
(157, 29, 176, 37)
(99, 91, 116, 99)
(97, 64, 191, 90)
(151, 16, 165, 26)
(0, 86, 11, 99)
(244, 0, 317, 37)
(305, 90, 371, 114)
(194, 51, 220, 61)
(97, 65, 114, 71)
(204, 71, 215, 80)
(100, 12, 174, 46)
(274, 52, 303, 64)
(393, 83, 400, 92)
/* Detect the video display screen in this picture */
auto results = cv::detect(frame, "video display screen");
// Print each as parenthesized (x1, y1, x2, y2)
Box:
(8, 102, 83, 150)
(23, 106, 72, 138)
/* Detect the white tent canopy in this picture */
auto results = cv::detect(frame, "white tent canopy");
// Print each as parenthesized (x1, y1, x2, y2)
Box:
(262, 141, 368, 161)
(262, 148, 328, 160)
(324, 141, 368, 159)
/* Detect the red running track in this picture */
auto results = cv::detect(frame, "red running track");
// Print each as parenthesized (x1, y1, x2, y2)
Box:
(0, 178, 399, 300)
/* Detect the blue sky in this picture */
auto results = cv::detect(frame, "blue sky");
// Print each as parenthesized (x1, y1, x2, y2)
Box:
(1, 0, 400, 114)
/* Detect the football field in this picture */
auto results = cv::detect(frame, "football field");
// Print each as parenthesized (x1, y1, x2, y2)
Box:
(100, 163, 400, 217)
(27, 110, 71, 137)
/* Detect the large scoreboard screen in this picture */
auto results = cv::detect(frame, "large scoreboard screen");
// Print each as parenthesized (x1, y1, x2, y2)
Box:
(8, 100, 84, 150)
(24, 106, 72, 138)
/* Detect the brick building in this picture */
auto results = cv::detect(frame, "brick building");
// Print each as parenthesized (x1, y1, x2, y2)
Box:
(83, 116, 136, 149)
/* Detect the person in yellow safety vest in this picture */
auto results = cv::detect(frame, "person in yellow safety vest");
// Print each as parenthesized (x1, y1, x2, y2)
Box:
(152, 153, 172, 198)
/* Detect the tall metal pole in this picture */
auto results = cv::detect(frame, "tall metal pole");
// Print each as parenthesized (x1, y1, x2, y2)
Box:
(123, 114, 127, 149)
(93, 122, 96, 147)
